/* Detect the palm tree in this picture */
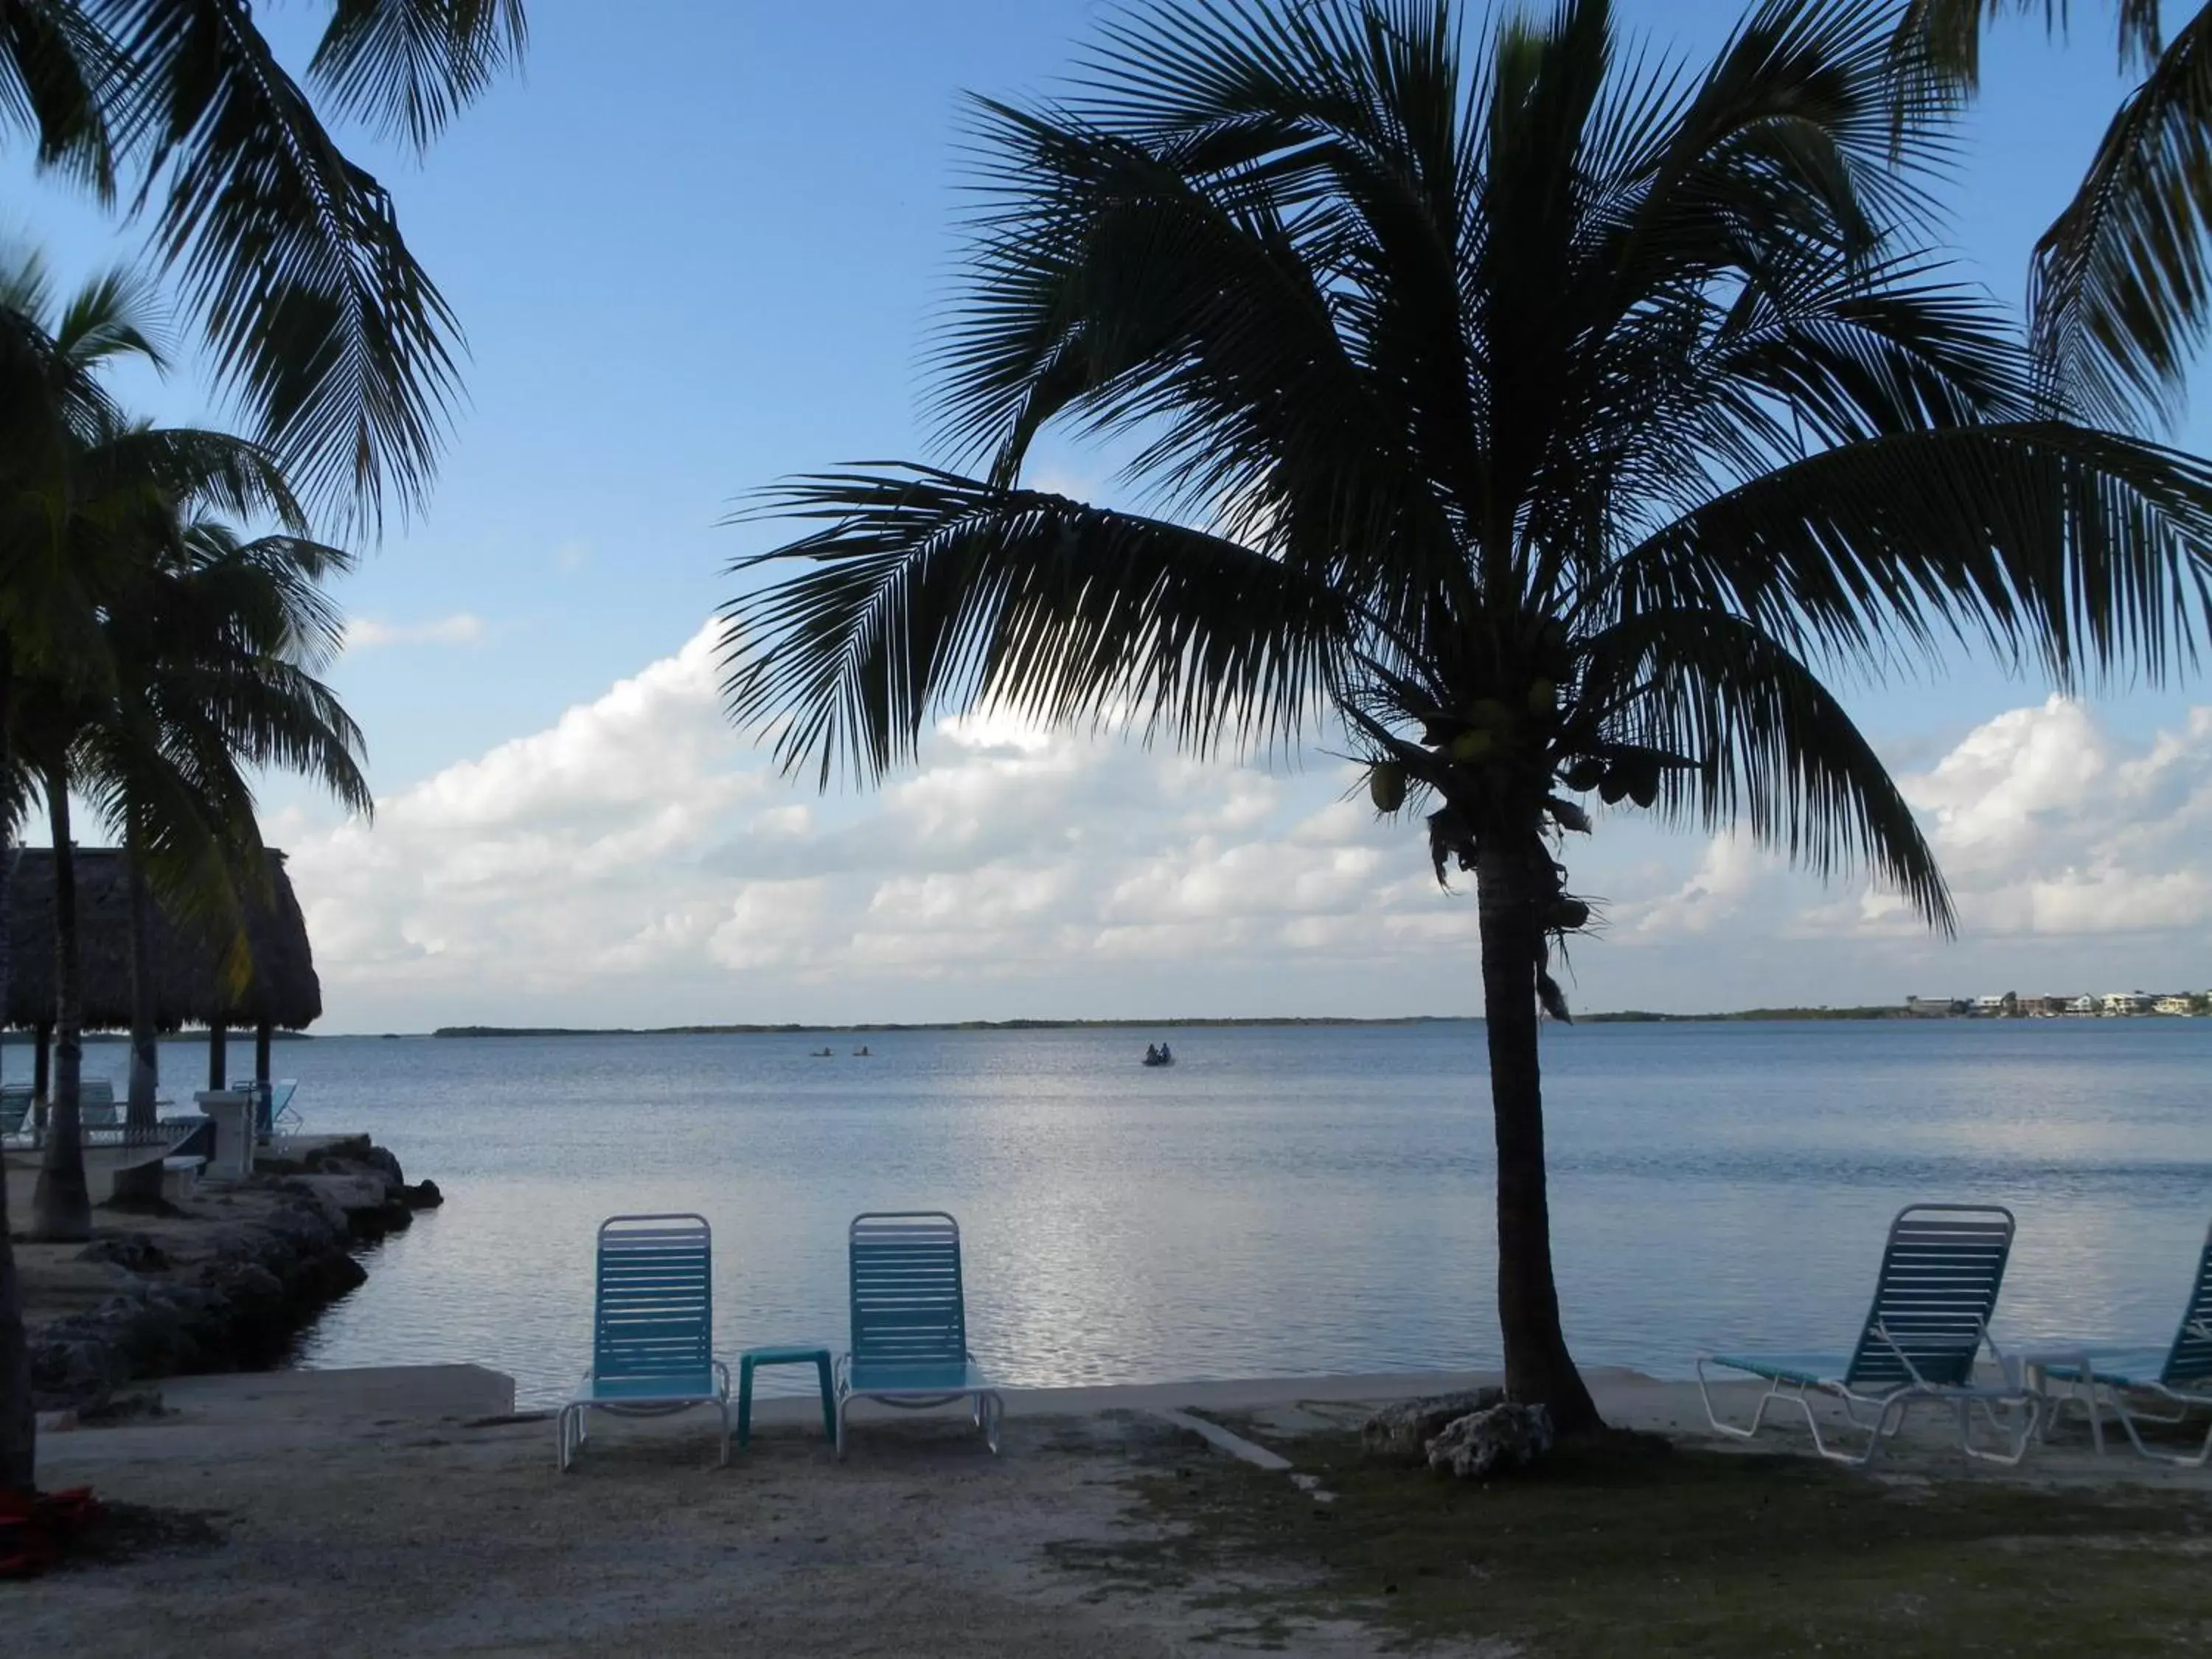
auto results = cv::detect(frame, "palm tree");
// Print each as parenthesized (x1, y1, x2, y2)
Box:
(83, 517, 371, 1132)
(1893, 1, 2212, 431)
(1, 254, 176, 1253)
(722, 0, 2212, 1432)
(1, 0, 526, 521)
(1, 256, 305, 1212)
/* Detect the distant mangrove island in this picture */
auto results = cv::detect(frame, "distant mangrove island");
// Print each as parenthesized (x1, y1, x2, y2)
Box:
(428, 1006, 1927, 1037)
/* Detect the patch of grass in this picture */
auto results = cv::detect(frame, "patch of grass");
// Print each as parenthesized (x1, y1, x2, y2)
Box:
(55, 1501, 226, 1571)
(1121, 1427, 2212, 1655)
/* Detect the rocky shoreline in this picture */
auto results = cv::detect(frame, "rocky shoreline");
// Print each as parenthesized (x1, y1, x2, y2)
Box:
(25, 1137, 441, 1413)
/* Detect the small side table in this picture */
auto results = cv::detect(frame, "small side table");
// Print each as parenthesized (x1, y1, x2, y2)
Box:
(734, 1346, 838, 1450)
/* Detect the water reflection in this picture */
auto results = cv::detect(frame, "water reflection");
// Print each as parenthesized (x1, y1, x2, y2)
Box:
(105, 1018, 2208, 1408)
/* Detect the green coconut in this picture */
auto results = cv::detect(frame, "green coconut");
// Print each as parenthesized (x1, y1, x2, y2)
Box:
(1627, 760, 1661, 808)
(1451, 728, 1495, 762)
(1369, 761, 1408, 813)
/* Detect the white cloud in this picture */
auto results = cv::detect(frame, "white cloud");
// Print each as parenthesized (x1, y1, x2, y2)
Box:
(277, 623, 1469, 1028)
(1605, 697, 2212, 950)
(344, 613, 486, 651)
(273, 634, 2212, 1028)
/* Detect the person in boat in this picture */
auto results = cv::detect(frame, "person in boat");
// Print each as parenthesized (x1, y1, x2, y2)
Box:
(1144, 1043, 1161, 1064)
(1159, 1042, 1172, 1064)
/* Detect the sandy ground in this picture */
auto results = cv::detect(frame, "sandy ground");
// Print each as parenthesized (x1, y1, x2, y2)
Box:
(10, 1366, 2205, 1656)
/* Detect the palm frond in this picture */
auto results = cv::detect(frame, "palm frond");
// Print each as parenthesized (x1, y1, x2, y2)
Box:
(2028, 6, 2212, 428)
(723, 465, 1352, 787)
(1615, 422, 2212, 685)
(1582, 602, 1952, 929)
(1892, 0, 2167, 102)
(309, 0, 526, 153)
(0, 0, 117, 195)
(91, 0, 464, 523)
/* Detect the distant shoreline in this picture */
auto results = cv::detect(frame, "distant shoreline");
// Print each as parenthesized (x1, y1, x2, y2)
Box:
(428, 1016, 1471, 1037)
(425, 1006, 1932, 1037)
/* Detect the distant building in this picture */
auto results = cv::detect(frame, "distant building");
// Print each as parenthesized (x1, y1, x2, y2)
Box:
(2153, 995, 2198, 1016)
(2028, 995, 2073, 1017)
(1905, 995, 1964, 1018)
(1973, 992, 2018, 1016)
(2067, 995, 2099, 1015)
(2101, 991, 2155, 1016)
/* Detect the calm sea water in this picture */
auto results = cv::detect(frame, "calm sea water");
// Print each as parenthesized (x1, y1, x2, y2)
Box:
(69, 1019, 2212, 1408)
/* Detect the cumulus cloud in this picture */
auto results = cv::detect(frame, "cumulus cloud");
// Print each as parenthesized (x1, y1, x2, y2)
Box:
(344, 613, 486, 650)
(274, 627, 2212, 1027)
(277, 623, 1472, 1028)
(1613, 696, 2212, 972)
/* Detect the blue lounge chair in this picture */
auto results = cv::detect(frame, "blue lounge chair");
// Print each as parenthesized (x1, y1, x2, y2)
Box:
(1, 1084, 29, 1144)
(2029, 1219, 2212, 1465)
(1697, 1203, 2037, 1465)
(835, 1211, 1002, 1458)
(557, 1213, 731, 1471)
(77, 1079, 117, 1131)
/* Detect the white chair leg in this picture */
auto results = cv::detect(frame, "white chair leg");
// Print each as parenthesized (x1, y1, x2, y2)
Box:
(1697, 1362, 1784, 1441)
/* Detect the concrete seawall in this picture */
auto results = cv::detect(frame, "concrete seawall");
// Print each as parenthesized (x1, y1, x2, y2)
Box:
(15, 1135, 442, 1413)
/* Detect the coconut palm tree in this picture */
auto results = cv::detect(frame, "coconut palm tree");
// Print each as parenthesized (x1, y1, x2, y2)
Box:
(7, 422, 313, 1243)
(1, 254, 177, 1253)
(1, 0, 526, 521)
(1893, 1, 2212, 431)
(722, 0, 2212, 1432)
(1, 256, 305, 1221)
(83, 517, 371, 1132)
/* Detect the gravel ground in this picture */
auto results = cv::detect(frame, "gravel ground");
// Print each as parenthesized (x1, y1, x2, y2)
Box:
(13, 1397, 1425, 1658)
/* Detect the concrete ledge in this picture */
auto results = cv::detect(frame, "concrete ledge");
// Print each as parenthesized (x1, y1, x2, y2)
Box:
(1152, 1407, 1293, 1470)
(159, 1364, 518, 1424)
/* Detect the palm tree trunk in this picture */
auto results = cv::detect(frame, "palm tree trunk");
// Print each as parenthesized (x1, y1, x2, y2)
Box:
(0, 661, 36, 1492)
(31, 773, 91, 1243)
(1475, 837, 1601, 1436)
(125, 820, 160, 1132)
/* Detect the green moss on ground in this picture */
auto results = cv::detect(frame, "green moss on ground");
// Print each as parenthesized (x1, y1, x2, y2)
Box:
(1107, 1426, 2212, 1655)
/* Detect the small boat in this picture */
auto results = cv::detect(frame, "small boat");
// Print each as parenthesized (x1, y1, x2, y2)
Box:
(1141, 1044, 1175, 1067)
(811, 1046, 834, 1058)
(852, 1046, 871, 1057)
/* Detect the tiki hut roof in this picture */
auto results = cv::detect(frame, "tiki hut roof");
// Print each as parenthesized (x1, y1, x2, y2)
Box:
(5, 849, 321, 1032)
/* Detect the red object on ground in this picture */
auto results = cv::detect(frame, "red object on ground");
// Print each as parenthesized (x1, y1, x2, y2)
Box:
(0, 1486, 105, 1579)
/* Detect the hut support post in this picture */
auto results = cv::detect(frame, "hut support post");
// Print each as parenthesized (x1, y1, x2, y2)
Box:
(254, 1023, 271, 1085)
(208, 1021, 227, 1091)
(32, 1020, 50, 1130)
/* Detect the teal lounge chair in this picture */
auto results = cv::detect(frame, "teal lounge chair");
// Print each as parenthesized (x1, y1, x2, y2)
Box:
(835, 1211, 1002, 1458)
(2028, 1219, 2212, 1465)
(1, 1084, 29, 1143)
(77, 1079, 117, 1133)
(1697, 1203, 2037, 1465)
(557, 1213, 730, 1471)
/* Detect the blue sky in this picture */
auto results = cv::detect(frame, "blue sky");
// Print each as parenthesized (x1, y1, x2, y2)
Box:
(7, 2, 2211, 1028)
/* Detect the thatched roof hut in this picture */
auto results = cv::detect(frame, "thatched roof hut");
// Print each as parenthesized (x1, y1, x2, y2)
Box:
(4, 848, 321, 1033)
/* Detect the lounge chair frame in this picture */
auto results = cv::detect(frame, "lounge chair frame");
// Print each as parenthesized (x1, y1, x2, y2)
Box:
(1697, 1203, 2039, 1467)
(2031, 1220, 2212, 1466)
(835, 1210, 1002, 1458)
(557, 1213, 730, 1472)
